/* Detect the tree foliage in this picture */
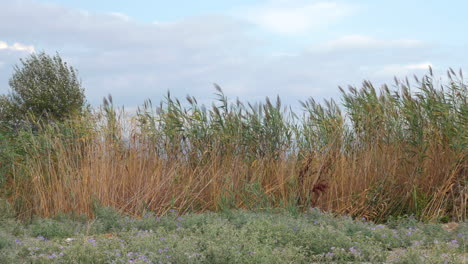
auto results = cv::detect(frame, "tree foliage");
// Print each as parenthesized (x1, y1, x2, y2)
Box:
(0, 52, 86, 127)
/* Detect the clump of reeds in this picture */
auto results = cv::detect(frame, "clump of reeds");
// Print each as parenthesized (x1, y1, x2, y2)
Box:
(1, 69, 466, 222)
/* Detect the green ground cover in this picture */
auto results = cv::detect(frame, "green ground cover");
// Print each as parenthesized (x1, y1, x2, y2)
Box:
(0, 206, 466, 263)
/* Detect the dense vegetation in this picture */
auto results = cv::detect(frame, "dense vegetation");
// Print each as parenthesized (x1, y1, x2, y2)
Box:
(0, 206, 466, 263)
(0, 53, 466, 224)
(0, 52, 86, 127)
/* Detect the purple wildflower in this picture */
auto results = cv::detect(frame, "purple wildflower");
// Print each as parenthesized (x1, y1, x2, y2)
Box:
(87, 238, 97, 246)
(412, 241, 421, 247)
(36, 235, 48, 241)
(449, 240, 459, 248)
(349, 246, 361, 256)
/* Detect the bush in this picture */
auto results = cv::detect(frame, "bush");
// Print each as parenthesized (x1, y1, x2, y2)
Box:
(1, 52, 86, 127)
(0, 199, 14, 220)
(30, 219, 75, 239)
(0, 230, 12, 250)
(93, 205, 124, 233)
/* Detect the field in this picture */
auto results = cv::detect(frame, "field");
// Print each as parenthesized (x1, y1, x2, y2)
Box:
(0, 207, 466, 263)
(1, 69, 466, 222)
(0, 67, 467, 263)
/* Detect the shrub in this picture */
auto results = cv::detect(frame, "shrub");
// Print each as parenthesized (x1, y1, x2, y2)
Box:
(93, 205, 124, 233)
(0, 199, 14, 220)
(1, 52, 86, 127)
(30, 219, 75, 239)
(0, 52, 88, 194)
(0, 230, 12, 250)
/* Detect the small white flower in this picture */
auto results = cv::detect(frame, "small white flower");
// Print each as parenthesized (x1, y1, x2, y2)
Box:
(64, 238, 75, 243)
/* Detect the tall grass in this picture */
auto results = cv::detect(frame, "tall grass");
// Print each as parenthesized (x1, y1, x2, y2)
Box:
(1, 69, 466, 222)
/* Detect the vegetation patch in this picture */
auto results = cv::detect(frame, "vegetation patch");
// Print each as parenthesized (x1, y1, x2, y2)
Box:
(0, 208, 466, 263)
(0, 53, 467, 222)
(0, 52, 466, 263)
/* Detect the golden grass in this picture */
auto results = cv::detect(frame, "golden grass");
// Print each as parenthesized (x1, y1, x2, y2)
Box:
(3, 69, 467, 222)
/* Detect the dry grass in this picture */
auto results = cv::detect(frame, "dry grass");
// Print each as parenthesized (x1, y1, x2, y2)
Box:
(2, 69, 466, 222)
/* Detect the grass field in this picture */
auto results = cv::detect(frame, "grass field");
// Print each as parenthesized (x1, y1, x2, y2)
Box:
(0, 207, 466, 263)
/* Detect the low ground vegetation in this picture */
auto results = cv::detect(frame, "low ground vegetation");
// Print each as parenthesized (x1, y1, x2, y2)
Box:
(0, 207, 466, 263)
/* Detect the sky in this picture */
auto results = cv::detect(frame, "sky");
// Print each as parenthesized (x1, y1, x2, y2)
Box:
(0, 0, 467, 109)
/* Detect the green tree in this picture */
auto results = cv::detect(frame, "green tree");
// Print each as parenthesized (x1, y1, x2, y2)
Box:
(0, 52, 86, 127)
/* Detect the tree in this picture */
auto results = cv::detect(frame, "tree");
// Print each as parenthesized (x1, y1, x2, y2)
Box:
(0, 52, 86, 127)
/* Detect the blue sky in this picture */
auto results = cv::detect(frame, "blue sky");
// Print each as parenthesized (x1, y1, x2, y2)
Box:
(0, 0, 467, 109)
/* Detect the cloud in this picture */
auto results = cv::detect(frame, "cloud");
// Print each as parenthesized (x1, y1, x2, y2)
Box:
(374, 62, 433, 77)
(109, 12, 131, 21)
(0, 41, 35, 53)
(0, 40, 36, 91)
(314, 35, 425, 51)
(0, 1, 463, 108)
(0, 1, 255, 104)
(242, 1, 355, 35)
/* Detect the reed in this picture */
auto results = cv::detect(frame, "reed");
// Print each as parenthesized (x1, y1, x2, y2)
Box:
(1, 69, 466, 222)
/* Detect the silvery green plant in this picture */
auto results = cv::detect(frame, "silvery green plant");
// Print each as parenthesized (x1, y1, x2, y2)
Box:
(2, 52, 86, 127)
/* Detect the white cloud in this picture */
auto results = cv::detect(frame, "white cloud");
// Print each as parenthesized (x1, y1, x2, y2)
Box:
(11, 42, 35, 53)
(314, 35, 424, 51)
(0, 1, 462, 107)
(243, 1, 355, 35)
(0, 41, 35, 53)
(109, 12, 131, 21)
(375, 62, 433, 77)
